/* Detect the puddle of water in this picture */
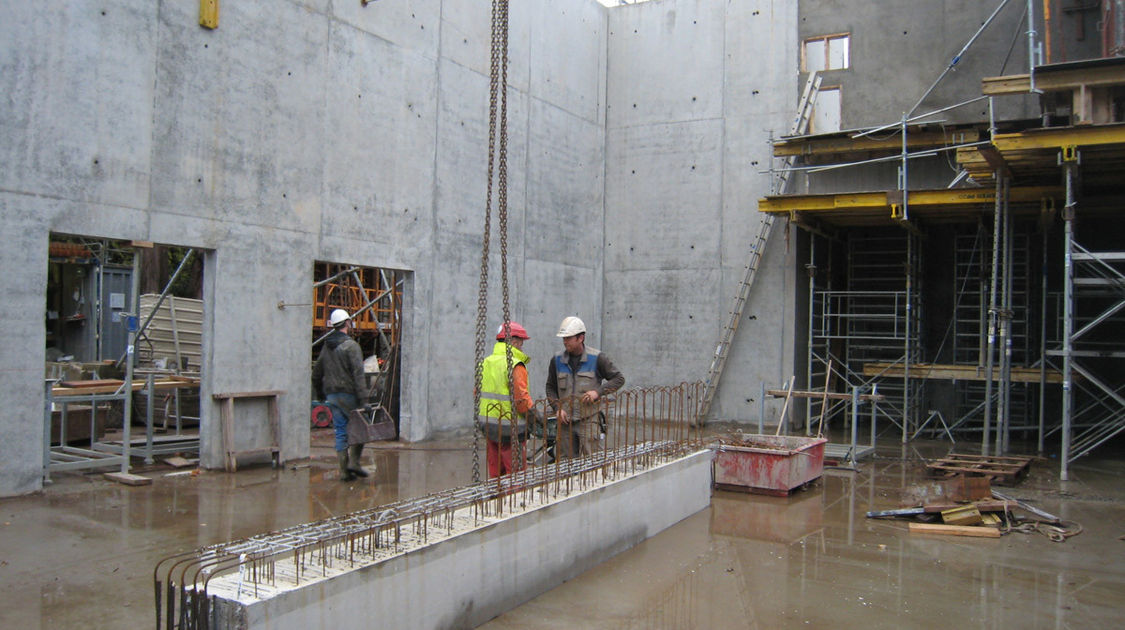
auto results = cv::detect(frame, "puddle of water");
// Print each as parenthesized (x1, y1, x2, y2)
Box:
(3, 441, 1123, 629)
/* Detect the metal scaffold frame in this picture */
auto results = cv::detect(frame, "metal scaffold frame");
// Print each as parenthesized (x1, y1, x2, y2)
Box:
(760, 0, 1125, 480)
(805, 229, 923, 444)
(1054, 155, 1125, 480)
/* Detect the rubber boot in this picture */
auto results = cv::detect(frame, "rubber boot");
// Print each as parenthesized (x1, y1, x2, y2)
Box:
(338, 450, 355, 482)
(347, 444, 369, 478)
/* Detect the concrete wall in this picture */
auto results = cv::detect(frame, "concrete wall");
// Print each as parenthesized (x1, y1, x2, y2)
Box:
(0, 0, 609, 496)
(2, 0, 803, 496)
(602, 0, 799, 421)
(798, 0, 1038, 129)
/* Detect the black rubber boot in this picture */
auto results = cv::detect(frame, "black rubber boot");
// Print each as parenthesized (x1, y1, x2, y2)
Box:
(338, 451, 355, 482)
(347, 445, 369, 478)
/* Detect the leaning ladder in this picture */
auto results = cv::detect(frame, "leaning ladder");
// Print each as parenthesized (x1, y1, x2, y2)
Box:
(698, 71, 820, 420)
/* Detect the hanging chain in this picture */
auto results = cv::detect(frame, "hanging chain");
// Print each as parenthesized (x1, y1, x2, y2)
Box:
(472, 0, 510, 484)
(497, 0, 514, 415)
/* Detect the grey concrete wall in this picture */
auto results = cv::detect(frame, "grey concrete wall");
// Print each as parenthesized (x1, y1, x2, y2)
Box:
(602, 0, 799, 422)
(0, 0, 608, 496)
(798, 0, 1038, 129)
(212, 451, 713, 629)
(2, 0, 822, 497)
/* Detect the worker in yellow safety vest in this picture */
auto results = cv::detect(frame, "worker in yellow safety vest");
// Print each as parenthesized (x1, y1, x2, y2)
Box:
(478, 322, 534, 477)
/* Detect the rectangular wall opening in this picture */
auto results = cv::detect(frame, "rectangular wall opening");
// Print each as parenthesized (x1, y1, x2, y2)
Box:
(45, 234, 207, 477)
(311, 263, 405, 439)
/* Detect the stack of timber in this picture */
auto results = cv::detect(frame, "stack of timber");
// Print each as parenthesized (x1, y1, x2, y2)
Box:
(925, 453, 1034, 485)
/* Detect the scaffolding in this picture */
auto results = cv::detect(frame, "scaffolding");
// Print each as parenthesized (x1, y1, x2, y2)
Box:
(753, 2, 1125, 481)
(1053, 159, 1125, 479)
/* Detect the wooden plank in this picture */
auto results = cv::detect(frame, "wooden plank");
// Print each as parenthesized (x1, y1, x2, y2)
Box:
(863, 362, 1064, 383)
(936, 453, 1034, 463)
(212, 390, 285, 400)
(164, 456, 196, 468)
(909, 522, 1001, 538)
(923, 499, 1014, 513)
(927, 464, 1022, 479)
(930, 459, 1026, 470)
(104, 472, 152, 486)
(52, 379, 200, 396)
(58, 379, 125, 388)
(766, 389, 884, 401)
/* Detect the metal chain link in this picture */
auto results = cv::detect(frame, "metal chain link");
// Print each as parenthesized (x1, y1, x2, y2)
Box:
(472, 0, 510, 484)
(497, 0, 514, 412)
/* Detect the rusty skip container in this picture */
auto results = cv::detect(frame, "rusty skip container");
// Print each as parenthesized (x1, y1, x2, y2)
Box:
(713, 434, 828, 496)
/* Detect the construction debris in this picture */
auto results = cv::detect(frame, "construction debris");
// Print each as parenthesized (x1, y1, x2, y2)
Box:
(104, 472, 152, 486)
(164, 456, 196, 468)
(866, 473, 1083, 543)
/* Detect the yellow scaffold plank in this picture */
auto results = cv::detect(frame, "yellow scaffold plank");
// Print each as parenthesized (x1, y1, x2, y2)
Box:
(758, 186, 1060, 215)
(991, 124, 1125, 152)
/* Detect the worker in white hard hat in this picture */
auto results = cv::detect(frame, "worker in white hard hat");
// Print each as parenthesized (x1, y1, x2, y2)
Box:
(477, 321, 534, 478)
(545, 316, 625, 458)
(312, 308, 371, 482)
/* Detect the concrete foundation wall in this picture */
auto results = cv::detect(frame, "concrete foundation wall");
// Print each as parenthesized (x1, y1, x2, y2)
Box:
(213, 451, 713, 629)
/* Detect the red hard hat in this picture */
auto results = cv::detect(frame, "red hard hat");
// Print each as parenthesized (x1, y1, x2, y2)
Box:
(497, 321, 530, 340)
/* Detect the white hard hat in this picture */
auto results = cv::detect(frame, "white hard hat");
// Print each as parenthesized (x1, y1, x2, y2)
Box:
(556, 316, 586, 338)
(329, 309, 351, 328)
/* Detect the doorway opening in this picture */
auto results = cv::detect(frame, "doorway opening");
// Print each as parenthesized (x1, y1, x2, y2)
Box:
(311, 263, 405, 439)
(45, 234, 206, 478)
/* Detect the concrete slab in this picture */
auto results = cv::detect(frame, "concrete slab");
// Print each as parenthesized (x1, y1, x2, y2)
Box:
(2, 437, 1124, 628)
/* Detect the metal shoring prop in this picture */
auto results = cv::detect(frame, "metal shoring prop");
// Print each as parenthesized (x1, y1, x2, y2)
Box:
(1060, 156, 1076, 481)
(983, 171, 1004, 456)
(998, 175, 1014, 455)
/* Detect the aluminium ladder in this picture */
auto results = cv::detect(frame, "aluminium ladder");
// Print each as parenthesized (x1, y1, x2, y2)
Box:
(698, 71, 820, 420)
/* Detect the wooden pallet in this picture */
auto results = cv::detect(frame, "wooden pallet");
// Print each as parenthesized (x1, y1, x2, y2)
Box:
(925, 453, 1032, 486)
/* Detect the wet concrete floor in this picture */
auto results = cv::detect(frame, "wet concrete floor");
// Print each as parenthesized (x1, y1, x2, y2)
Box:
(2, 432, 1123, 629)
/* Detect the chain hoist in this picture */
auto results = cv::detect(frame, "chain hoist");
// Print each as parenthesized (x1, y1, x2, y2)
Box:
(472, 0, 511, 484)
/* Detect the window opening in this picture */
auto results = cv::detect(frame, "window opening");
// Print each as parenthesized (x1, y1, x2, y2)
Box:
(804, 33, 850, 72)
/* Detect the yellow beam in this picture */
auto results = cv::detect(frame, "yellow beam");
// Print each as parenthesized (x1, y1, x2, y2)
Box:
(991, 124, 1125, 151)
(983, 64, 1125, 95)
(773, 129, 980, 157)
(200, 0, 219, 29)
(982, 74, 1031, 95)
(758, 186, 1060, 214)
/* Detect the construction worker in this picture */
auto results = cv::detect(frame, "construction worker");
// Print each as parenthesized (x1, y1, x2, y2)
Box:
(478, 321, 534, 478)
(545, 316, 624, 458)
(312, 308, 370, 482)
